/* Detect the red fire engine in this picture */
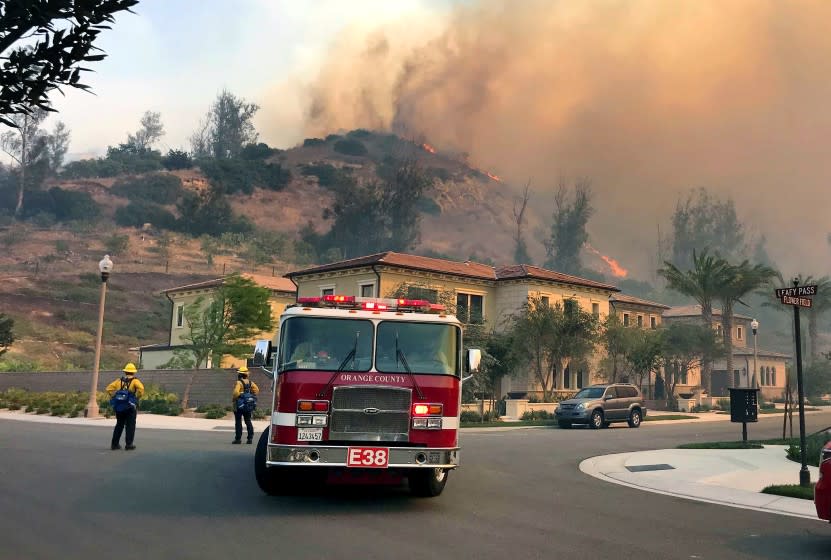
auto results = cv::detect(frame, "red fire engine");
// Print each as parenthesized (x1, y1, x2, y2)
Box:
(251, 295, 481, 497)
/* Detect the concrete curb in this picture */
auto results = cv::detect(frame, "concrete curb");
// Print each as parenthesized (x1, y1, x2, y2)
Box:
(0, 410, 270, 432)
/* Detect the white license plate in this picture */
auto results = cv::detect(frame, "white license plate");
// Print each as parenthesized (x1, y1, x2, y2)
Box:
(297, 428, 323, 441)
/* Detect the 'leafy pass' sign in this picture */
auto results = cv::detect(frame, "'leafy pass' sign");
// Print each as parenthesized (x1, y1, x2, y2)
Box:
(775, 285, 817, 298)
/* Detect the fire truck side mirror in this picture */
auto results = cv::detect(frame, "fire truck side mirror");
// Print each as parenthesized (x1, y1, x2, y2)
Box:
(466, 348, 482, 374)
(252, 339, 273, 368)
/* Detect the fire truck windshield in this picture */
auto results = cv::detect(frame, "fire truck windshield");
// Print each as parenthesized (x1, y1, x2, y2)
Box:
(375, 321, 459, 376)
(279, 317, 374, 372)
(278, 317, 460, 376)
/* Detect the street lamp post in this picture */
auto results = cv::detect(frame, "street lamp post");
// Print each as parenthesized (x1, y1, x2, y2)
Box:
(751, 319, 759, 389)
(84, 255, 113, 418)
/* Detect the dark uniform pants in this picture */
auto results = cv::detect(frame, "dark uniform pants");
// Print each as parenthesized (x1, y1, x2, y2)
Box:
(234, 408, 254, 441)
(112, 407, 137, 447)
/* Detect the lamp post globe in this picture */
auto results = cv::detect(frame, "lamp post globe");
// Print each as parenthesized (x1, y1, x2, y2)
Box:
(85, 255, 114, 418)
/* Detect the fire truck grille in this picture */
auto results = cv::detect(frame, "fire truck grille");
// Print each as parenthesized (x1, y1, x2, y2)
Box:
(329, 386, 412, 442)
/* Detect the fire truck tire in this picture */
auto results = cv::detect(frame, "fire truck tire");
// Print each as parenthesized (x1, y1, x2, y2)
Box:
(408, 468, 449, 497)
(255, 428, 287, 496)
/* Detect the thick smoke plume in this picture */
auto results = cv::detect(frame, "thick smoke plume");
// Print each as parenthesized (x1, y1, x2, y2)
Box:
(303, 0, 831, 277)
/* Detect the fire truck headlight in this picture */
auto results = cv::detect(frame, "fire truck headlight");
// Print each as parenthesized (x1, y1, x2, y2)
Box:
(413, 418, 428, 429)
(296, 415, 313, 426)
(311, 415, 328, 427)
(426, 417, 442, 429)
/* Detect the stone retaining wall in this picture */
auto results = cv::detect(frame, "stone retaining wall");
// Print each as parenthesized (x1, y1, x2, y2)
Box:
(0, 369, 274, 409)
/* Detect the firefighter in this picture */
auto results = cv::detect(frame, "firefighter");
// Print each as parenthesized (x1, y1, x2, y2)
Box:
(106, 362, 145, 450)
(232, 365, 259, 444)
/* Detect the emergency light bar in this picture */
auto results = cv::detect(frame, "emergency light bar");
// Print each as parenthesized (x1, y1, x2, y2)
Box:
(295, 295, 445, 313)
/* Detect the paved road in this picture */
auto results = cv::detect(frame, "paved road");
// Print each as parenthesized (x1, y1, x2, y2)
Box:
(1, 413, 830, 560)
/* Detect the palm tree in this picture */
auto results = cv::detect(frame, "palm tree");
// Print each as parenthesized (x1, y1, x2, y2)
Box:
(803, 276, 831, 363)
(658, 250, 730, 394)
(716, 260, 776, 388)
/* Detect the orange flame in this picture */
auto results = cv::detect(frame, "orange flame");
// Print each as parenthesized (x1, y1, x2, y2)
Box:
(484, 171, 501, 182)
(422, 143, 436, 154)
(584, 243, 628, 278)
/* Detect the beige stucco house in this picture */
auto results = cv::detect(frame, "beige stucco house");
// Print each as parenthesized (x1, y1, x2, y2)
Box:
(662, 305, 790, 400)
(286, 251, 669, 397)
(138, 273, 296, 370)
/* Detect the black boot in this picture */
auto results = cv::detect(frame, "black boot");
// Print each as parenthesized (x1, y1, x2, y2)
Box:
(232, 439, 241, 444)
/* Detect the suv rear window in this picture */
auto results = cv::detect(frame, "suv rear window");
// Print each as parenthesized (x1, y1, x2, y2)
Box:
(618, 386, 639, 398)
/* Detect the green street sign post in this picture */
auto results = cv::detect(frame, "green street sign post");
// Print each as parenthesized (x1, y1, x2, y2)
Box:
(777, 281, 818, 487)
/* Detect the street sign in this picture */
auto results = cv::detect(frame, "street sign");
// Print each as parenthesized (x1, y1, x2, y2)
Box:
(775, 285, 817, 298)
(781, 295, 813, 308)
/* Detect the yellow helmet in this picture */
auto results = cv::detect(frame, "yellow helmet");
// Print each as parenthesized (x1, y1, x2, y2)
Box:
(237, 365, 249, 376)
(123, 363, 138, 374)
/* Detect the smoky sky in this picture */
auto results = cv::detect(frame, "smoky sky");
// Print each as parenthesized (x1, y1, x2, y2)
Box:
(302, 0, 831, 278)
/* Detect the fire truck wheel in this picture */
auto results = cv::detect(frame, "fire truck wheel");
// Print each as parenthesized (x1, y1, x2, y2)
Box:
(255, 428, 285, 496)
(408, 468, 449, 497)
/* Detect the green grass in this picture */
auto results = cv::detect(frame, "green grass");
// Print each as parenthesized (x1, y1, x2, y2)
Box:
(761, 484, 815, 500)
(644, 414, 699, 421)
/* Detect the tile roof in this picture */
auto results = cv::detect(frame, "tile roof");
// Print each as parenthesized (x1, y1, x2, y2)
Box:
(731, 347, 791, 359)
(287, 251, 619, 291)
(663, 304, 753, 321)
(163, 273, 296, 295)
(287, 251, 497, 280)
(610, 293, 671, 309)
(495, 264, 619, 291)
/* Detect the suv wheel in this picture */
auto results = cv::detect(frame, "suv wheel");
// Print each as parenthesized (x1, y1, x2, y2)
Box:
(590, 410, 604, 429)
(628, 409, 642, 428)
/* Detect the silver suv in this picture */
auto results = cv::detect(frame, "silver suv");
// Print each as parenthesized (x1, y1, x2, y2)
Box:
(554, 384, 646, 429)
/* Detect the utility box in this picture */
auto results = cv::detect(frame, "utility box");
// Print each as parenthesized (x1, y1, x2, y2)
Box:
(728, 387, 759, 423)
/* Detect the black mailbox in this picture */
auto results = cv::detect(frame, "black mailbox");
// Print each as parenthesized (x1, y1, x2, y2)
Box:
(728, 387, 759, 423)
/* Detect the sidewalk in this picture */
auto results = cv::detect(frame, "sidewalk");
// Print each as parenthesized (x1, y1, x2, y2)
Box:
(580, 447, 821, 521)
(0, 409, 270, 432)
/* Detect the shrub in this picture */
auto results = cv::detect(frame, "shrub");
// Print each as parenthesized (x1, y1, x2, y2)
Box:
(105, 145, 163, 174)
(62, 158, 124, 179)
(161, 149, 193, 170)
(21, 187, 101, 223)
(252, 407, 268, 420)
(333, 138, 368, 157)
(239, 142, 276, 160)
(416, 196, 441, 216)
(760, 401, 776, 410)
(204, 408, 227, 419)
(303, 138, 325, 147)
(346, 129, 372, 138)
(716, 398, 731, 411)
(111, 173, 183, 204)
(199, 158, 291, 194)
(104, 233, 130, 255)
(787, 431, 831, 467)
(301, 163, 342, 187)
(325, 134, 343, 142)
(115, 200, 177, 230)
(521, 410, 552, 420)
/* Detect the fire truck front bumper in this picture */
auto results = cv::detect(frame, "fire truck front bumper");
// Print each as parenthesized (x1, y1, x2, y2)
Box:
(267, 444, 460, 469)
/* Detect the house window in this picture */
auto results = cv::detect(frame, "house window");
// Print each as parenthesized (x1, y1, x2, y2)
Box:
(716, 324, 723, 337)
(406, 286, 438, 303)
(359, 282, 375, 297)
(771, 367, 776, 386)
(680, 367, 688, 386)
(540, 296, 550, 307)
(456, 292, 484, 324)
(563, 365, 571, 389)
(736, 326, 743, 340)
(175, 303, 184, 328)
(637, 315, 643, 328)
(564, 299, 578, 316)
(592, 302, 600, 318)
(320, 286, 335, 296)
(650, 316, 657, 329)
(623, 313, 630, 327)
